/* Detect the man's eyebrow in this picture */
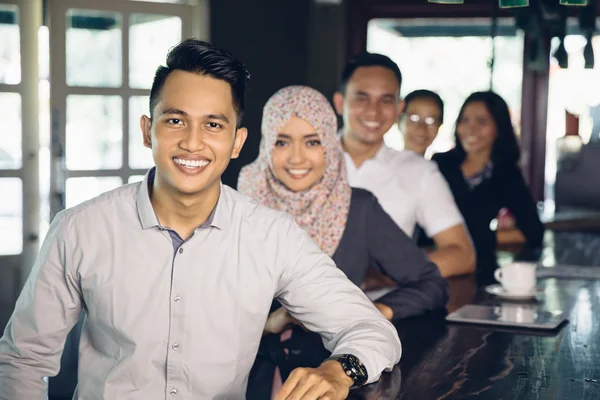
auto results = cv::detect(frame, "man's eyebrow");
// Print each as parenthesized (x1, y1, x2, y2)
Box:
(160, 108, 188, 117)
(159, 110, 231, 124)
(354, 91, 397, 100)
(205, 114, 230, 124)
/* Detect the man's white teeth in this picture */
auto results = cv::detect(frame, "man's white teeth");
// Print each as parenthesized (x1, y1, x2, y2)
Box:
(288, 169, 309, 175)
(363, 121, 381, 128)
(174, 158, 209, 168)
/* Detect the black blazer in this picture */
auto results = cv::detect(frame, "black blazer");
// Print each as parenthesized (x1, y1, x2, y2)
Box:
(432, 150, 544, 274)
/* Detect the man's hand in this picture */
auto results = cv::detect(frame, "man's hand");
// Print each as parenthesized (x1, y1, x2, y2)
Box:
(275, 360, 354, 400)
(264, 307, 293, 335)
(360, 268, 397, 291)
(373, 302, 394, 321)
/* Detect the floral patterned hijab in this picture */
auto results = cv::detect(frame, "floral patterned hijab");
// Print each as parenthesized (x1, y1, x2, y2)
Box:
(238, 86, 351, 256)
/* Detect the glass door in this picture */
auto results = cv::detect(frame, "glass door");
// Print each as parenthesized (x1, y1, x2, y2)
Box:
(0, 0, 41, 327)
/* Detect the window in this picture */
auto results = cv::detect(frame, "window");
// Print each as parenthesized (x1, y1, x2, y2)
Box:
(545, 24, 600, 211)
(368, 18, 524, 159)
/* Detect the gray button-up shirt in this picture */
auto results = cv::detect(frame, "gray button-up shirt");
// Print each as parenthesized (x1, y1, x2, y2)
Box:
(0, 170, 401, 399)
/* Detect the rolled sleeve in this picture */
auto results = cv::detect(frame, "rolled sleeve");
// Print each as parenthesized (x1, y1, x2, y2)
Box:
(275, 218, 401, 383)
(0, 211, 82, 400)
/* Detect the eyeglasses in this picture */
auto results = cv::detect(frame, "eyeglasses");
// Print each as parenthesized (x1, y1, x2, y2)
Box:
(405, 114, 441, 128)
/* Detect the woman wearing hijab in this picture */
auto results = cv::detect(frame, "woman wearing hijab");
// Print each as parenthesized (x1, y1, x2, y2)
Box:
(238, 86, 448, 398)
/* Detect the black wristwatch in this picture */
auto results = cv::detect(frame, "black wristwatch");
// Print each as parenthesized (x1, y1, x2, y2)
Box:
(324, 354, 368, 389)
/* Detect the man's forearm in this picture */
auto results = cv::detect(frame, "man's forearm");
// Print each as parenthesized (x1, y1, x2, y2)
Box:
(428, 244, 475, 278)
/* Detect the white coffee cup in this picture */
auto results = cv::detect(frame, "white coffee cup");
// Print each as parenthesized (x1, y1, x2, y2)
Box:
(494, 262, 536, 294)
(494, 304, 537, 323)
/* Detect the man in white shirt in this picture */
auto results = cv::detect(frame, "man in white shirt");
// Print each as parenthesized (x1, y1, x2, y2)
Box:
(0, 40, 401, 400)
(332, 52, 475, 278)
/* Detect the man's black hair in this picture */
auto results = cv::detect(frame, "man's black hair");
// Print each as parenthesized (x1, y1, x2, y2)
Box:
(339, 52, 402, 94)
(149, 39, 250, 128)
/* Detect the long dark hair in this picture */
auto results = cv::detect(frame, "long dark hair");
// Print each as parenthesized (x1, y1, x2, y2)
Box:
(453, 91, 520, 167)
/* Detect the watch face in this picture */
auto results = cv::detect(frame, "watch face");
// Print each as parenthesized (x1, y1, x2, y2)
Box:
(345, 354, 368, 386)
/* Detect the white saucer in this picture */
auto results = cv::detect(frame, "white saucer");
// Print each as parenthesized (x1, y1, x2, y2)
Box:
(484, 284, 543, 300)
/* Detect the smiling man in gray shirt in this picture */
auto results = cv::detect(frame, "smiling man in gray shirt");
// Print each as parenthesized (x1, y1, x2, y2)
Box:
(0, 39, 400, 400)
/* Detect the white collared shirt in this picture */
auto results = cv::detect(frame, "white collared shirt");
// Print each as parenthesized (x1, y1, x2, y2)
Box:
(0, 169, 401, 400)
(345, 144, 464, 238)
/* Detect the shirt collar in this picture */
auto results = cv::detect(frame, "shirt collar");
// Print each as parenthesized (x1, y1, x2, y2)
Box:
(136, 167, 228, 231)
(337, 130, 390, 166)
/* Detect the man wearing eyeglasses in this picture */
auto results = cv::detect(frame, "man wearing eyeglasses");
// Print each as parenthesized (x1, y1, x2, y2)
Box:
(400, 89, 445, 156)
(333, 52, 475, 280)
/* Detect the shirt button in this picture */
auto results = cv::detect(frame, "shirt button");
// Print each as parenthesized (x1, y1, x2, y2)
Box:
(174, 296, 181, 303)
(178, 247, 183, 254)
(172, 343, 179, 350)
(170, 388, 178, 395)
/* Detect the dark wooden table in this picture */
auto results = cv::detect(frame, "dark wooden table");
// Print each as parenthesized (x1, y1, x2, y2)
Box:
(352, 275, 600, 400)
(44, 231, 600, 399)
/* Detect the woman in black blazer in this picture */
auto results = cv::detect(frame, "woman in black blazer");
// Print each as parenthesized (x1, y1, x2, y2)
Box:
(432, 91, 544, 280)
